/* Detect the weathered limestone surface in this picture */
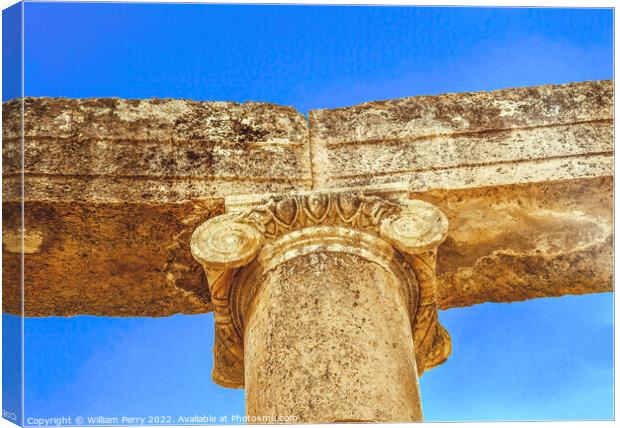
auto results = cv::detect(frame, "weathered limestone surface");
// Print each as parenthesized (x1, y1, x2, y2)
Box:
(419, 177, 613, 309)
(245, 253, 422, 422)
(3, 97, 311, 202)
(3, 200, 223, 316)
(309, 80, 613, 309)
(3, 98, 310, 316)
(308, 80, 612, 191)
(2, 80, 613, 316)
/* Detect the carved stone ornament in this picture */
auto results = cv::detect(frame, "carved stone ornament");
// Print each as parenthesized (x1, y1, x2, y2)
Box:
(191, 188, 450, 388)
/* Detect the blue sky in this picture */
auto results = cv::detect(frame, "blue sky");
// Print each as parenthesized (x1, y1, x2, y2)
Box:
(3, 2, 615, 424)
(16, 4, 613, 110)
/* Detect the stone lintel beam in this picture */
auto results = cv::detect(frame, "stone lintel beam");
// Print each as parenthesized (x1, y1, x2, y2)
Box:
(308, 80, 612, 192)
(308, 79, 613, 309)
(418, 177, 613, 309)
(2, 98, 311, 316)
(2, 80, 613, 317)
(190, 188, 450, 421)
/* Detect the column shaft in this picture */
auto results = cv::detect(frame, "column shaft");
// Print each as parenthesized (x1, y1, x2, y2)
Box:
(244, 251, 422, 422)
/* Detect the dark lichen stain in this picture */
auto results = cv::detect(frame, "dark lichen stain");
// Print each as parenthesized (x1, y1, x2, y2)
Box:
(96, 98, 120, 110)
(231, 119, 268, 142)
(186, 150, 201, 161)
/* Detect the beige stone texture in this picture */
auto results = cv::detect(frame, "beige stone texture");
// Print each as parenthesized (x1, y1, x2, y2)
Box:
(2, 80, 613, 316)
(3, 97, 311, 202)
(417, 177, 613, 309)
(2, 97, 310, 316)
(3, 200, 223, 316)
(308, 80, 612, 191)
(245, 252, 422, 422)
(308, 79, 613, 308)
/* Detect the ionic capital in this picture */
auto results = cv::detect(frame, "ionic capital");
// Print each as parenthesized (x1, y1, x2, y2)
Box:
(191, 188, 451, 387)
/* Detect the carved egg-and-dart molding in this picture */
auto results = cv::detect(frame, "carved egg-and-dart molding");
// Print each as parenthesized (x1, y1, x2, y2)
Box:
(191, 188, 450, 387)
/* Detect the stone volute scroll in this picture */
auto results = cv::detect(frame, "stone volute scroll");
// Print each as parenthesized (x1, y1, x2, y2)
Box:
(379, 198, 452, 374)
(191, 187, 451, 422)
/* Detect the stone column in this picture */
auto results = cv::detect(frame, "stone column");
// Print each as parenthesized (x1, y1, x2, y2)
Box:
(191, 189, 451, 423)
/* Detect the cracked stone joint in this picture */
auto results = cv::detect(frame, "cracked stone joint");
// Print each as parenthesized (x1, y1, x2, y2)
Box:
(190, 187, 450, 422)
